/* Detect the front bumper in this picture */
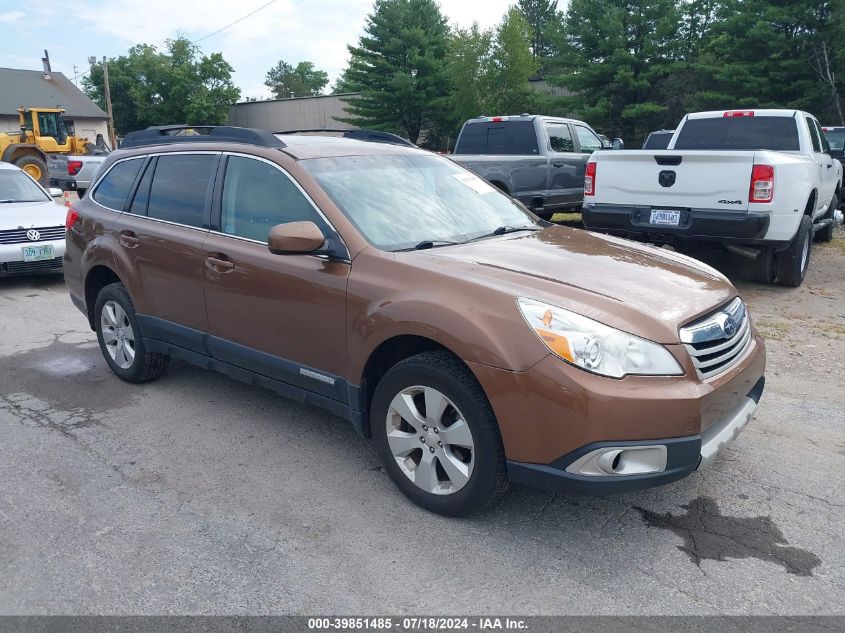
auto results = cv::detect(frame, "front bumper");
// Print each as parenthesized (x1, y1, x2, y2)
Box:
(506, 376, 764, 494)
(583, 203, 770, 243)
(0, 240, 66, 276)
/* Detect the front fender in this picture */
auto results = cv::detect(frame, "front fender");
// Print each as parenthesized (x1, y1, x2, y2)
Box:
(346, 252, 548, 383)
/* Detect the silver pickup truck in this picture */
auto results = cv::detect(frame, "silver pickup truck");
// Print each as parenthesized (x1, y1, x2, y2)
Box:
(48, 152, 108, 198)
(451, 115, 622, 220)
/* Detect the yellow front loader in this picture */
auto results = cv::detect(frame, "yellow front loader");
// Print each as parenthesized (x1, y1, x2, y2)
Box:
(0, 107, 98, 182)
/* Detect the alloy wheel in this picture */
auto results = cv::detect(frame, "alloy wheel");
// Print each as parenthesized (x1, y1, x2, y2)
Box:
(385, 385, 475, 495)
(101, 301, 136, 369)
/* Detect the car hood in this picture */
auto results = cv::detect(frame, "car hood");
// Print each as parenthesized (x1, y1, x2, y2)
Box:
(0, 200, 66, 229)
(412, 226, 736, 344)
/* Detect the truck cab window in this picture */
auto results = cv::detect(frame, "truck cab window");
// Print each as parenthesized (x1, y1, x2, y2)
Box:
(546, 123, 574, 152)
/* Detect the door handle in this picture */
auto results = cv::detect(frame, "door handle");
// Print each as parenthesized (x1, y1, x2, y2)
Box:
(119, 231, 139, 248)
(552, 162, 564, 168)
(206, 255, 234, 272)
(827, 163, 833, 169)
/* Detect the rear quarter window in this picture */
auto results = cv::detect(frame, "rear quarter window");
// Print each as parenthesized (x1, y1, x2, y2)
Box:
(92, 158, 144, 210)
(673, 117, 800, 151)
(454, 121, 539, 155)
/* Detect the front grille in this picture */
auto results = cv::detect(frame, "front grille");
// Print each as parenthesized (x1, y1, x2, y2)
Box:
(680, 297, 752, 380)
(1, 257, 63, 275)
(0, 226, 65, 245)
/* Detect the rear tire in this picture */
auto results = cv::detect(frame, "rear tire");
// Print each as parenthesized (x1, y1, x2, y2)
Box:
(814, 193, 836, 243)
(94, 283, 169, 383)
(776, 215, 812, 287)
(14, 155, 48, 184)
(748, 246, 776, 284)
(371, 351, 507, 516)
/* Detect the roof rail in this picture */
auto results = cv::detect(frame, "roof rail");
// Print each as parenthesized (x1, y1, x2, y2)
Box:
(276, 128, 416, 148)
(120, 125, 286, 150)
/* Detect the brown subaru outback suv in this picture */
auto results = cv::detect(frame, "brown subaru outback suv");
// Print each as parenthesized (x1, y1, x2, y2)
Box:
(64, 125, 765, 516)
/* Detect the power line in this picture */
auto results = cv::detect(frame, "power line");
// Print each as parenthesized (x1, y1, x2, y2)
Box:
(193, 0, 280, 43)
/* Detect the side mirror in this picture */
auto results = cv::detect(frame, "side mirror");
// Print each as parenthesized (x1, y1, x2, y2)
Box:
(612, 138, 624, 150)
(268, 221, 325, 255)
(64, 119, 76, 135)
(48, 187, 63, 198)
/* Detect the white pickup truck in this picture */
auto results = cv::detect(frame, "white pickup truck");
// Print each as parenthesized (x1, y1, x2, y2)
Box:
(583, 109, 842, 286)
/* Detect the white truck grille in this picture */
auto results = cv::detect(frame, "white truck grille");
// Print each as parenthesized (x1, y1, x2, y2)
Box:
(680, 297, 752, 380)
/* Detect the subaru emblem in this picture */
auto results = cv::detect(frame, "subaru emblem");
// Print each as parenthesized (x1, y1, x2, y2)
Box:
(723, 315, 737, 337)
(26, 229, 40, 241)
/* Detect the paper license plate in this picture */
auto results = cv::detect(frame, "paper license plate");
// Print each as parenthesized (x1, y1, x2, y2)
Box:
(649, 209, 681, 226)
(21, 244, 54, 262)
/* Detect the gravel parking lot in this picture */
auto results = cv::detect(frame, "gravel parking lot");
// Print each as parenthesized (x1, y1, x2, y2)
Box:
(1, 198, 843, 614)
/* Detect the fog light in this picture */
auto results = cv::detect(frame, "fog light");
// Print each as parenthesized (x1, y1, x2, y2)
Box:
(566, 445, 667, 476)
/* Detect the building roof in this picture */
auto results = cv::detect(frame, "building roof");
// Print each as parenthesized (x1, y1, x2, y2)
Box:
(0, 67, 108, 119)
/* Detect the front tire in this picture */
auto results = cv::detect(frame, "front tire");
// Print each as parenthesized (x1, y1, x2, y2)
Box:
(371, 351, 507, 516)
(94, 283, 169, 383)
(776, 215, 812, 287)
(814, 193, 837, 243)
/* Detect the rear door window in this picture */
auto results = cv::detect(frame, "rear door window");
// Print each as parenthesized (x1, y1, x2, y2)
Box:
(219, 155, 328, 242)
(146, 154, 216, 228)
(574, 125, 603, 153)
(545, 122, 575, 152)
(806, 117, 821, 152)
(128, 158, 155, 215)
(92, 158, 144, 210)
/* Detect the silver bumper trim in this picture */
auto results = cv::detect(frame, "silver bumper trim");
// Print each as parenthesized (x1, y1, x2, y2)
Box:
(697, 395, 758, 470)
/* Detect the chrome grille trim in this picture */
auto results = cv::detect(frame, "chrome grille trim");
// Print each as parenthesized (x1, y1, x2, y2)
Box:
(681, 298, 753, 380)
(0, 226, 65, 244)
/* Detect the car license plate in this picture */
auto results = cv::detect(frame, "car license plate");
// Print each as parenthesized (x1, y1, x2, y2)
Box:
(649, 209, 681, 226)
(21, 244, 54, 262)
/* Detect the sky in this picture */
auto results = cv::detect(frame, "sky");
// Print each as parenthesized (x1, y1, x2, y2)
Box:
(0, 0, 515, 101)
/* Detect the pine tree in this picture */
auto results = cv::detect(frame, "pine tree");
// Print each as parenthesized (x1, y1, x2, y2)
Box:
(340, 0, 451, 144)
(517, 0, 559, 60)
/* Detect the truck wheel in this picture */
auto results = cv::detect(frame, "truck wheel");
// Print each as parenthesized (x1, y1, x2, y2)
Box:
(776, 215, 812, 287)
(14, 155, 48, 184)
(814, 193, 837, 243)
(748, 247, 776, 284)
(371, 351, 507, 516)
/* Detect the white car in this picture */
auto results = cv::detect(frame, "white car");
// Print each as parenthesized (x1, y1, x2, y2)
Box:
(583, 109, 843, 286)
(0, 161, 67, 277)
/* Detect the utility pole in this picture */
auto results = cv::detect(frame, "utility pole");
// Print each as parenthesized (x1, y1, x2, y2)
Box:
(101, 56, 117, 149)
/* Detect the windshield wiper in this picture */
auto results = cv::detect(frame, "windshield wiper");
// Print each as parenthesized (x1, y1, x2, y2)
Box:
(491, 225, 542, 235)
(411, 239, 462, 250)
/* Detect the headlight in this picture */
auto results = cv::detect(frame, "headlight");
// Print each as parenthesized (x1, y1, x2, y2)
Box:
(517, 298, 683, 378)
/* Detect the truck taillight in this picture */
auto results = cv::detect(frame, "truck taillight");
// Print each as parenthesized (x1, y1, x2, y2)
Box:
(66, 206, 79, 230)
(749, 164, 774, 203)
(724, 110, 754, 118)
(584, 162, 596, 196)
(67, 160, 83, 176)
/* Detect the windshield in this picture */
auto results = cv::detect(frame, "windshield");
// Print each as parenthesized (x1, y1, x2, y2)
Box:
(674, 117, 800, 151)
(0, 170, 50, 203)
(301, 153, 539, 251)
(824, 129, 845, 151)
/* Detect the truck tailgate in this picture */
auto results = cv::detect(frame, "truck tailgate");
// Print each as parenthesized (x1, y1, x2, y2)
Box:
(594, 150, 755, 210)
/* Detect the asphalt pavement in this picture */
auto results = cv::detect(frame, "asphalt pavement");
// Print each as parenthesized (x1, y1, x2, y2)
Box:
(0, 226, 843, 614)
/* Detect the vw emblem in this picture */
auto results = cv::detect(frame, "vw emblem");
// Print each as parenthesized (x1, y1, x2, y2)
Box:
(722, 315, 737, 337)
(26, 229, 40, 241)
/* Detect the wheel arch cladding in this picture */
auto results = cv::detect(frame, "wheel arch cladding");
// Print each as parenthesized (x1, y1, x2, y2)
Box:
(359, 335, 459, 437)
(84, 266, 123, 329)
